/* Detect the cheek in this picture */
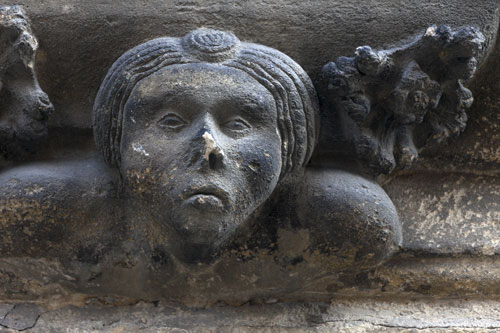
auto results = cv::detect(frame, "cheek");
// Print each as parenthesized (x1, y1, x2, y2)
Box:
(122, 166, 167, 198)
(233, 135, 282, 199)
(120, 135, 184, 198)
(120, 128, 186, 170)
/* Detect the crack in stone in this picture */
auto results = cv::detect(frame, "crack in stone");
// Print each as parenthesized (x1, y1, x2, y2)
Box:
(0, 305, 14, 321)
(17, 312, 42, 331)
(0, 304, 17, 327)
(0, 304, 48, 331)
(2, 304, 500, 331)
(317, 318, 500, 330)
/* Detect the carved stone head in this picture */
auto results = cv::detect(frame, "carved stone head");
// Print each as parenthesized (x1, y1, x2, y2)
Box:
(93, 29, 319, 261)
(0, 6, 53, 159)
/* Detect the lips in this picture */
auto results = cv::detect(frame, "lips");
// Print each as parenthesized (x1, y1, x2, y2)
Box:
(181, 184, 230, 209)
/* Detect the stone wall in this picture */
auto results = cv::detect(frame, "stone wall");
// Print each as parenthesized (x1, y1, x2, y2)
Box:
(0, 1, 500, 331)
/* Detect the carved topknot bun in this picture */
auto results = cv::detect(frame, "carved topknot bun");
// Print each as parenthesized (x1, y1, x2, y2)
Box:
(182, 28, 240, 62)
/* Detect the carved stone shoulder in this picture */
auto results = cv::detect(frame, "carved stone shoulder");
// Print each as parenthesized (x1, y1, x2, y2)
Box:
(0, 6, 53, 162)
(300, 167, 401, 269)
(0, 155, 117, 257)
(322, 25, 485, 174)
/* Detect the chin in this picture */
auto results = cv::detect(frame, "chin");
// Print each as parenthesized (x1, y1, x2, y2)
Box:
(167, 210, 242, 263)
(172, 212, 238, 244)
(171, 227, 236, 263)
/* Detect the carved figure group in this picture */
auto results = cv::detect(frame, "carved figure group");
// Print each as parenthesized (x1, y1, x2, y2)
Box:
(0, 5, 485, 299)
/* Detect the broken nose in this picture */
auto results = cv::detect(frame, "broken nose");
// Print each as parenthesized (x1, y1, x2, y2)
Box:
(202, 131, 224, 161)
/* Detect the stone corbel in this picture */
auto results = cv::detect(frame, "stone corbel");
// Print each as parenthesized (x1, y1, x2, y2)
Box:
(0, 5, 53, 162)
(322, 25, 485, 174)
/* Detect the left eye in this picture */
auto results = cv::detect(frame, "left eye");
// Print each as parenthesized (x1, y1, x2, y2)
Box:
(157, 113, 186, 130)
(223, 118, 251, 131)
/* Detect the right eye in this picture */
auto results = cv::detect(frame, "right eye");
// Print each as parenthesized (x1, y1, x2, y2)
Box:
(157, 113, 186, 130)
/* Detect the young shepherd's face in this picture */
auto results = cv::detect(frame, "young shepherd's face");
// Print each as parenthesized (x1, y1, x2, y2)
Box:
(120, 63, 282, 261)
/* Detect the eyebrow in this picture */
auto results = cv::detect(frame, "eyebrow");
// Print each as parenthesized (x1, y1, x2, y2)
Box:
(134, 90, 178, 106)
(131, 81, 277, 120)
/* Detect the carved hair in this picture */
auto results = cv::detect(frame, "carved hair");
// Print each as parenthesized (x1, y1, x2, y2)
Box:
(93, 28, 319, 178)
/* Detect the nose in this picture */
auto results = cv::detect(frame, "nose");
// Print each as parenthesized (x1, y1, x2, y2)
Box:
(190, 114, 225, 171)
(36, 91, 54, 118)
(201, 130, 225, 170)
(22, 89, 54, 121)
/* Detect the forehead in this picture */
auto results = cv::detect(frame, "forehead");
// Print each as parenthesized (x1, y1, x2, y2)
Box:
(131, 63, 274, 105)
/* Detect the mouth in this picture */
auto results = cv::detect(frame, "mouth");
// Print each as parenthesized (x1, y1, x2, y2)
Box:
(182, 185, 230, 209)
(28, 120, 48, 134)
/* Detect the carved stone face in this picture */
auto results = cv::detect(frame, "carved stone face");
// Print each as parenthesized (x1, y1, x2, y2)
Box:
(0, 5, 53, 159)
(0, 72, 53, 151)
(120, 63, 282, 260)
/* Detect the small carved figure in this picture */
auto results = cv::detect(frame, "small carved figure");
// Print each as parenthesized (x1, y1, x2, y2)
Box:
(0, 6, 53, 161)
(321, 25, 485, 174)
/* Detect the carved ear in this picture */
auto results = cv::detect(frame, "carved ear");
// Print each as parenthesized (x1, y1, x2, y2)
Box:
(321, 25, 485, 175)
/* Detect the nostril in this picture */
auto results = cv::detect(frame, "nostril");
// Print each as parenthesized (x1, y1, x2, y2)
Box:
(39, 95, 49, 105)
(37, 93, 54, 117)
(37, 91, 51, 106)
(208, 152, 217, 169)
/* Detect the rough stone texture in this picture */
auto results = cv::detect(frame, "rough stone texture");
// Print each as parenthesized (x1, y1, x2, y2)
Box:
(0, 303, 41, 331)
(1, 298, 500, 331)
(0, 0, 499, 330)
(380, 13, 500, 255)
(0, 303, 14, 321)
(0, 148, 404, 304)
(413, 13, 500, 170)
(0, 0, 495, 129)
(384, 172, 500, 254)
(372, 256, 500, 297)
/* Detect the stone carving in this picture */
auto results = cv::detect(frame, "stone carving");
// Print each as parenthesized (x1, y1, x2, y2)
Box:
(0, 6, 53, 161)
(93, 28, 321, 261)
(0, 28, 402, 301)
(322, 25, 485, 174)
(90, 28, 401, 264)
(0, 1, 498, 324)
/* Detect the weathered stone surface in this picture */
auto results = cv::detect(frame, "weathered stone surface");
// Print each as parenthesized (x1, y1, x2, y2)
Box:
(0, 1, 499, 329)
(0, 26, 401, 304)
(372, 256, 500, 297)
(0, 0, 496, 129)
(0, 304, 14, 321)
(0, 162, 401, 305)
(321, 25, 485, 174)
(2, 298, 499, 331)
(0, 303, 41, 331)
(384, 172, 500, 254)
(410, 17, 500, 170)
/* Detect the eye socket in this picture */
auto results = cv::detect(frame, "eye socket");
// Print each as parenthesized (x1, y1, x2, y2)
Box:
(223, 117, 251, 132)
(157, 113, 186, 130)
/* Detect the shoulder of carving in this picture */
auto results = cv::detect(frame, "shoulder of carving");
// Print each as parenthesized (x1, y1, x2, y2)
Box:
(322, 25, 485, 174)
(294, 168, 401, 270)
(0, 156, 117, 256)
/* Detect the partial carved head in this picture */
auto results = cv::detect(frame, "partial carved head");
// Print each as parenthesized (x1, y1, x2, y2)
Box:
(0, 6, 53, 159)
(93, 28, 319, 261)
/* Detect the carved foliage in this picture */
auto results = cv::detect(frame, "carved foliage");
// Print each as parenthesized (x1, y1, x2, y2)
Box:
(323, 25, 485, 174)
(0, 6, 53, 160)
